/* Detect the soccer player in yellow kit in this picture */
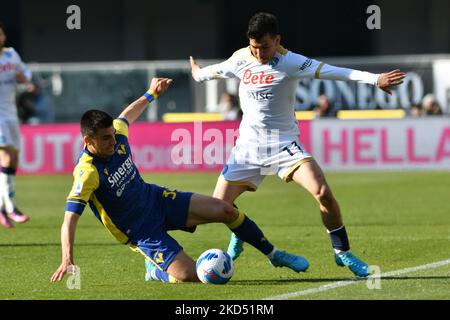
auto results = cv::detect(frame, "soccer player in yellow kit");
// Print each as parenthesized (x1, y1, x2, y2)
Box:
(51, 77, 311, 285)
(190, 12, 405, 277)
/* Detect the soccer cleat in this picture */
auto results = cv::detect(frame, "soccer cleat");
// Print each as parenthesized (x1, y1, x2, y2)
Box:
(144, 259, 158, 281)
(269, 250, 309, 273)
(0, 210, 13, 228)
(227, 233, 244, 261)
(335, 252, 370, 277)
(7, 209, 29, 224)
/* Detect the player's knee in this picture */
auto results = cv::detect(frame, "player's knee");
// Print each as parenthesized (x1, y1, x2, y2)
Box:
(315, 185, 335, 207)
(214, 200, 237, 223)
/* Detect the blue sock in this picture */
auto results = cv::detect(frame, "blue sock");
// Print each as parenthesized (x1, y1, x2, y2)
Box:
(228, 211, 274, 255)
(328, 225, 350, 253)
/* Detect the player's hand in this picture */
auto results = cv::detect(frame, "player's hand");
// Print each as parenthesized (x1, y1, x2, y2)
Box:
(50, 262, 75, 282)
(149, 78, 173, 97)
(16, 72, 28, 84)
(189, 56, 200, 80)
(376, 69, 406, 95)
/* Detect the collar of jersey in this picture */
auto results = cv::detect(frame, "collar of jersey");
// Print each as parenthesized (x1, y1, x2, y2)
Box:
(246, 45, 287, 66)
(83, 147, 113, 162)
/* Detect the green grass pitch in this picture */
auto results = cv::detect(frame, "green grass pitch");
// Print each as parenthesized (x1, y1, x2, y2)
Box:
(0, 171, 449, 300)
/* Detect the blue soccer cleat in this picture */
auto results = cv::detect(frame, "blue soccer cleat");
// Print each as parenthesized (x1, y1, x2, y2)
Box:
(335, 251, 370, 277)
(269, 250, 310, 273)
(227, 233, 244, 261)
(144, 259, 158, 281)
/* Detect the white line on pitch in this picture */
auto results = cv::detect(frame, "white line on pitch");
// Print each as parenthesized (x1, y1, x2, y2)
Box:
(263, 258, 450, 300)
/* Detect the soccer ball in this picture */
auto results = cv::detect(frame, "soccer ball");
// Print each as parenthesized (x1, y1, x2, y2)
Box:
(196, 248, 234, 284)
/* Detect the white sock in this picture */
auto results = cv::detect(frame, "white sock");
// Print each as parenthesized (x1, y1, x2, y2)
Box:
(334, 249, 349, 255)
(6, 173, 16, 213)
(0, 171, 16, 214)
(0, 190, 4, 212)
(0, 172, 8, 212)
(266, 247, 278, 260)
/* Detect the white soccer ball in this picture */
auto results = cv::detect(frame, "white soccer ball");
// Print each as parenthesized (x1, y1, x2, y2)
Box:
(196, 248, 234, 284)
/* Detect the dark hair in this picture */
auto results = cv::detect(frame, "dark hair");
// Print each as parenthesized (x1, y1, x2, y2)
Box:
(247, 12, 279, 40)
(0, 21, 5, 32)
(80, 109, 113, 137)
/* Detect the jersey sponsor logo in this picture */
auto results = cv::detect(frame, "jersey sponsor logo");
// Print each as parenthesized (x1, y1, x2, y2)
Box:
(107, 155, 134, 189)
(0, 62, 15, 73)
(299, 58, 312, 71)
(242, 69, 275, 85)
(237, 59, 247, 67)
(246, 90, 274, 101)
(115, 170, 136, 197)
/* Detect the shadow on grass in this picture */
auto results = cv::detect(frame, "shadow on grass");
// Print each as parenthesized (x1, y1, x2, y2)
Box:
(229, 275, 450, 286)
(0, 243, 117, 247)
(229, 278, 357, 285)
(382, 276, 450, 281)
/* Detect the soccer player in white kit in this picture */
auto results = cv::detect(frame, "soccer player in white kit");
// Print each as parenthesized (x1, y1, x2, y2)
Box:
(0, 22, 31, 228)
(190, 12, 405, 277)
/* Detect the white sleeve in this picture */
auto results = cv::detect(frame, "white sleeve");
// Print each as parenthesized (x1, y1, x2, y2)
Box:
(13, 48, 32, 81)
(316, 63, 379, 86)
(287, 52, 379, 85)
(286, 52, 325, 79)
(193, 56, 238, 82)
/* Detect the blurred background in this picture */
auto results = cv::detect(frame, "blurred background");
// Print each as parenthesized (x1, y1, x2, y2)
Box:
(1, 0, 449, 173)
(1, 0, 449, 122)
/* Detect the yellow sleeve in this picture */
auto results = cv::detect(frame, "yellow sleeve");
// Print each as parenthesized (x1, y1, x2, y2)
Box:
(66, 155, 100, 215)
(114, 118, 129, 138)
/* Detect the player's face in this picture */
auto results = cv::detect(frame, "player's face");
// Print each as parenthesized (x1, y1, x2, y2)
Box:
(0, 28, 6, 50)
(249, 34, 280, 64)
(85, 126, 117, 157)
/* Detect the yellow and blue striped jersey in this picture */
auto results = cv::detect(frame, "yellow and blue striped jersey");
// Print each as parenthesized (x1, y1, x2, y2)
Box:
(66, 118, 152, 244)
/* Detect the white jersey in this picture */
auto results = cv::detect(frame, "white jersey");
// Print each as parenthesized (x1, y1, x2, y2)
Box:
(0, 47, 32, 121)
(194, 46, 379, 148)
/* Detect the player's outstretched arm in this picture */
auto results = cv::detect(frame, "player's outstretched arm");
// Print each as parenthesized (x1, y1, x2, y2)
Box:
(50, 211, 80, 282)
(376, 69, 406, 95)
(14, 49, 32, 84)
(118, 77, 173, 124)
(190, 56, 201, 81)
(189, 55, 237, 82)
(312, 61, 405, 95)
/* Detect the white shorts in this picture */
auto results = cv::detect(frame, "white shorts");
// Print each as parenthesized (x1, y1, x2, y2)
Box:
(220, 137, 313, 191)
(0, 119, 21, 150)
